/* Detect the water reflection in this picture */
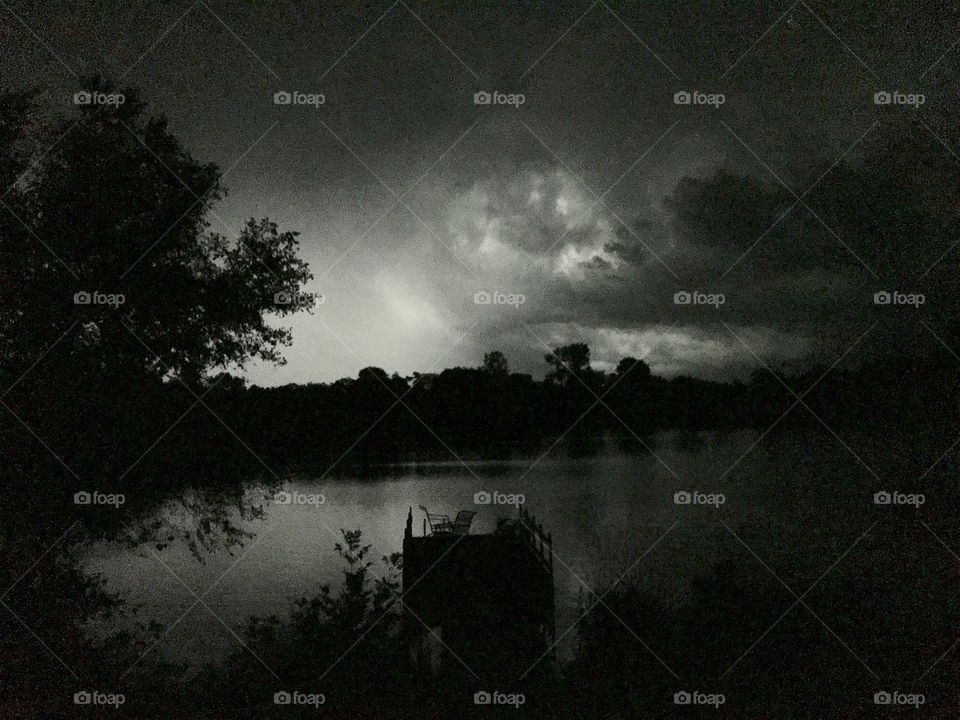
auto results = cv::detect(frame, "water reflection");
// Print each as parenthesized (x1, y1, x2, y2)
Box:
(85, 429, 885, 667)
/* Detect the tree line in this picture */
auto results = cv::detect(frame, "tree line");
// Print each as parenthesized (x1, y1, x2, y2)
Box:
(205, 340, 959, 471)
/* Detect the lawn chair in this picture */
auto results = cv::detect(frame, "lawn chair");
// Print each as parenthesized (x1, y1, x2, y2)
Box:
(452, 510, 477, 535)
(419, 505, 453, 534)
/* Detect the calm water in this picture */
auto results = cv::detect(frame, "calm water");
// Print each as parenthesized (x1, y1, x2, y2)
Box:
(84, 428, 908, 668)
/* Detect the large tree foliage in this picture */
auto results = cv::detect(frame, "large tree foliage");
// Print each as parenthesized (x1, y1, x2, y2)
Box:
(0, 79, 317, 712)
(0, 78, 315, 544)
(1, 81, 314, 383)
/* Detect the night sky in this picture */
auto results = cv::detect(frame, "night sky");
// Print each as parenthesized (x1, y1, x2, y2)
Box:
(3, 0, 959, 384)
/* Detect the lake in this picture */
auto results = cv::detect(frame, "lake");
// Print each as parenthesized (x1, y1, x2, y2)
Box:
(84, 427, 935, 670)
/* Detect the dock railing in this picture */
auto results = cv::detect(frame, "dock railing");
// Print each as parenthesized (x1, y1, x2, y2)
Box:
(517, 506, 553, 575)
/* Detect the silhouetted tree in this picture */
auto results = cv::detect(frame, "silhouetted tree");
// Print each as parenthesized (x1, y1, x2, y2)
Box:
(0, 78, 315, 716)
(482, 350, 509, 375)
(544, 343, 592, 387)
(614, 357, 651, 383)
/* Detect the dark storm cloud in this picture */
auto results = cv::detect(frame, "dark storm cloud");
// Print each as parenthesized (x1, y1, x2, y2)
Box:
(3, 1, 958, 382)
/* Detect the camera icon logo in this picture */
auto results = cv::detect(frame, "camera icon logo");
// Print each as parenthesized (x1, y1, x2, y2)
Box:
(274, 91, 292, 105)
(673, 291, 691, 305)
(74, 291, 92, 305)
(873, 691, 892, 705)
(274, 691, 292, 704)
(73, 91, 93, 105)
(473, 290, 491, 305)
(873, 90, 892, 105)
(474, 91, 492, 105)
(73, 691, 92, 705)
(474, 691, 492, 705)
(474, 491, 492, 505)
(74, 491, 92, 505)
(274, 491, 292, 505)
(873, 290, 891, 305)
(873, 491, 891, 505)
(674, 91, 692, 105)
(674, 491, 691, 505)
(674, 691, 692, 705)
